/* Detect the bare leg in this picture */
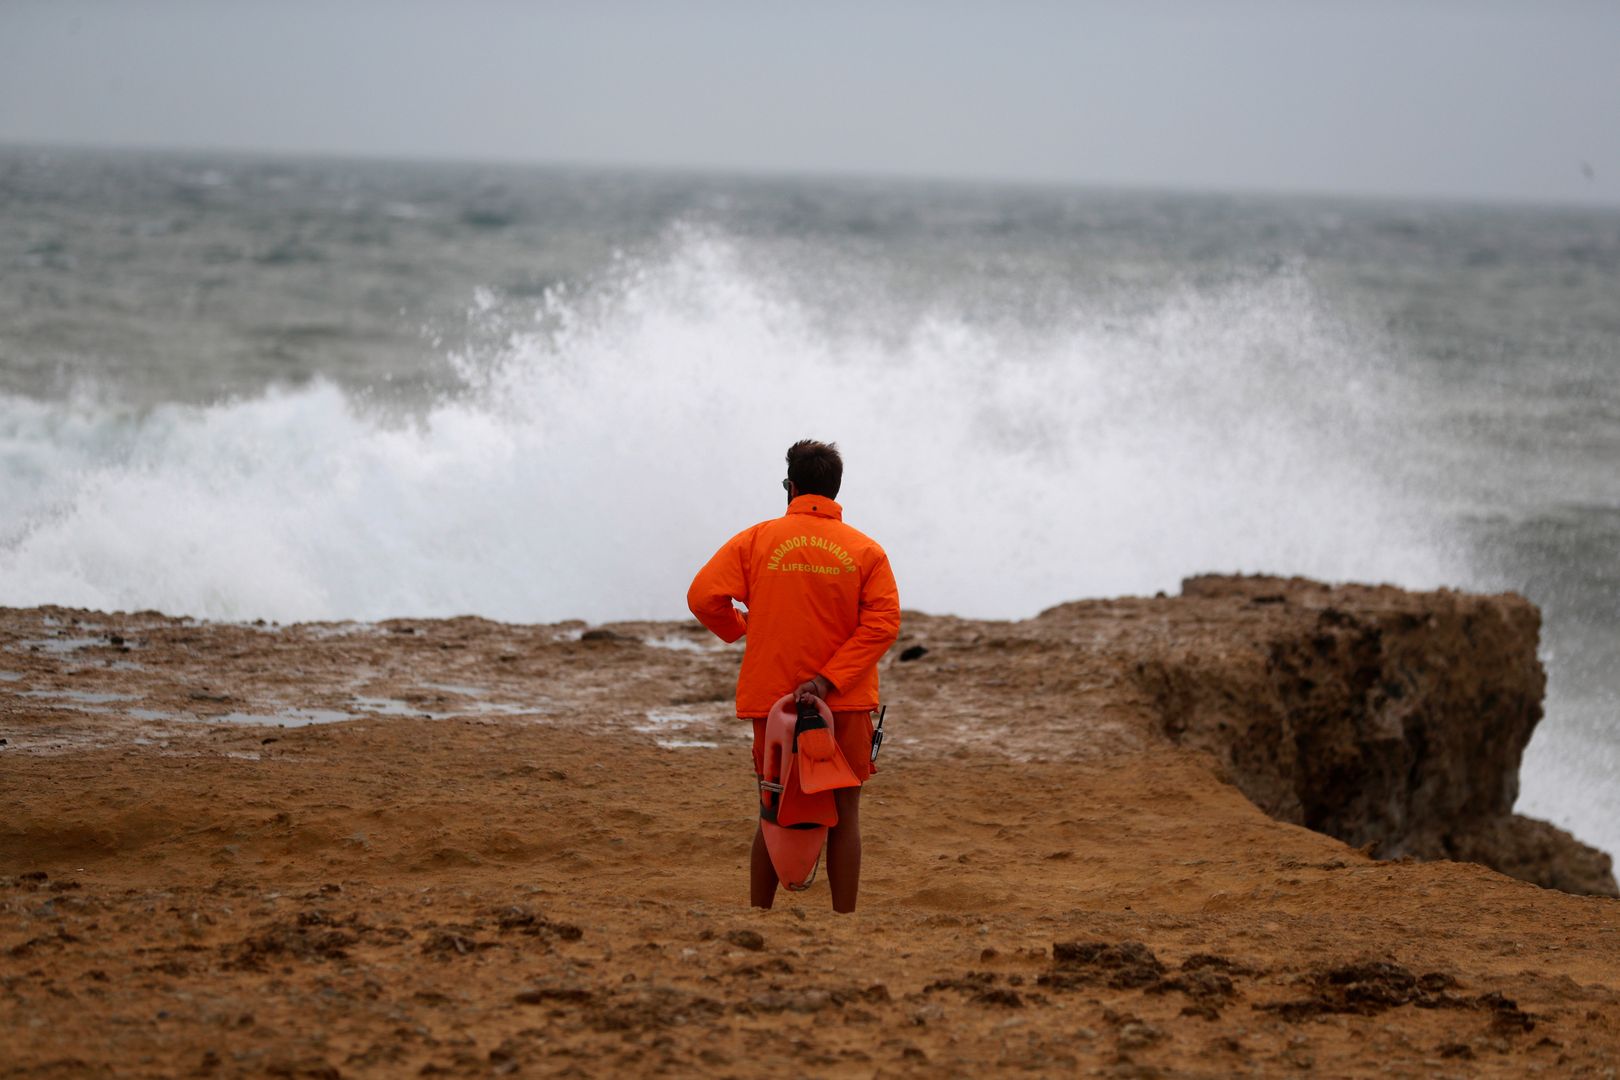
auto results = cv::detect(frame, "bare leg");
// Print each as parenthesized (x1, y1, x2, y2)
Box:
(827, 786, 862, 914)
(750, 824, 779, 909)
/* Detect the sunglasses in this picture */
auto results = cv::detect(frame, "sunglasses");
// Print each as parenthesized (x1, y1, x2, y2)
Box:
(781, 479, 792, 493)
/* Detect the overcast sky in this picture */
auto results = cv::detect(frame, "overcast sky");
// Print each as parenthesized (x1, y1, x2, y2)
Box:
(3, 1, 1617, 205)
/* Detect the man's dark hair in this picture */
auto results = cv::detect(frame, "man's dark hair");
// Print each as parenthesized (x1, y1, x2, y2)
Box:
(786, 439, 842, 499)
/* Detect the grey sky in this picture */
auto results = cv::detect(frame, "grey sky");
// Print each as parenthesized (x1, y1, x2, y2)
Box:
(3, 0, 1617, 205)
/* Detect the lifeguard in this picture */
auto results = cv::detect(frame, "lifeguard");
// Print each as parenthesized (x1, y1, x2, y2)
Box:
(687, 439, 901, 913)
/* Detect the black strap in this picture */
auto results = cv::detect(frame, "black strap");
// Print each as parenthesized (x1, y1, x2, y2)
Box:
(794, 698, 829, 751)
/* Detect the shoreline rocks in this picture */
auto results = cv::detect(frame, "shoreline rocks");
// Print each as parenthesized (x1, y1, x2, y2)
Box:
(1134, 574, 1615, 897)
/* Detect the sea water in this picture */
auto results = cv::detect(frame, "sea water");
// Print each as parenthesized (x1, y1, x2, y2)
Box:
(1, 146, 1615, 856)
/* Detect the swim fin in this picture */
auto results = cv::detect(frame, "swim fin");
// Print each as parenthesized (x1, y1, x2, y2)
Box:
(793, 699, 862, 794)
(776, 748, 838, 826)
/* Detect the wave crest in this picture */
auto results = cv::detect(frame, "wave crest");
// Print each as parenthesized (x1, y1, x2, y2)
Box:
(0, 227, 1460, 622)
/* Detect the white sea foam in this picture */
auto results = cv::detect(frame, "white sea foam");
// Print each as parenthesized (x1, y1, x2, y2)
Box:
(0, 227, 1463, 625)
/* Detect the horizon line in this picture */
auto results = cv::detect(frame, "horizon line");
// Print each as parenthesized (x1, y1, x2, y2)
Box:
(3, 134, 1617, 216)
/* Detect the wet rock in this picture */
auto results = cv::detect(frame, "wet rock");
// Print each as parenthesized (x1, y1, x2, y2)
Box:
(724, 929, 764, 951)
(1179, 953, 1255, 976)
(971, 987, 1024, 1007)
(514, 986, 594, 1005)
(1158, 966, 1235, 1003)
(740, 988, 833, 1014)
(1044, 941, 1166, 989)
(1118, 1021, 1166, 1051)
(1257, 961, 1475, 1020)
(728, 956, 794, 978)
(924, 971, 998, 995)
(228, 918, 358, 969)
(591, 986, 724, 1031)
(489, 905, 582, 941)
(420, 930, 492, 958)
(1478, 991, 1537, 1035)
(1043, 942, 1249, 1015)
(264, 1057, 340, 1079)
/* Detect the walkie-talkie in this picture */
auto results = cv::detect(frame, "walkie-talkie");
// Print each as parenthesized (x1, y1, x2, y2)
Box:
(870, 704, 886, 762)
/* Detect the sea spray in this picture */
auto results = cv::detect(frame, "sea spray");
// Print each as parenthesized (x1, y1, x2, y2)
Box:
(0, 228, 1460, 623)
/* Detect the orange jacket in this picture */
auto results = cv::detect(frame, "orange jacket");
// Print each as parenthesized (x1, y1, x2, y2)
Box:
(687, 495, 901, 718)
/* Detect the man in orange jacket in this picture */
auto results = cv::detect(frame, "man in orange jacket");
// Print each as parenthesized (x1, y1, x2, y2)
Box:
(687, 439, 901, 913)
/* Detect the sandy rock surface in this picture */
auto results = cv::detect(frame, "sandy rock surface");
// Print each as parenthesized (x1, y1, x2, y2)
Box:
(2, 583, 1617, 1077)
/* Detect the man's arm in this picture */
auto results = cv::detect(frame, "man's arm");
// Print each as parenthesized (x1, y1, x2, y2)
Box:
(686, 529, 752, 643)
(816, 554, 901, 693)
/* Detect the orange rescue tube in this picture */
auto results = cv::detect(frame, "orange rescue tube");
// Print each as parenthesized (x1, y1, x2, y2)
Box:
(757, 693, 834, 890)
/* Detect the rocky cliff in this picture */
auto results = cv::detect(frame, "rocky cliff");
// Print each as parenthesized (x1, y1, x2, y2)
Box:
(1125, 574, 1615, 897)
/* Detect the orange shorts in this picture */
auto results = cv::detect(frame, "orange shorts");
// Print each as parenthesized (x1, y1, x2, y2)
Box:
(751, 710, 875, 784)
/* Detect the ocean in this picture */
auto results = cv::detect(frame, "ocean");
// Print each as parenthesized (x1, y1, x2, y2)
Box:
(1, 145, 1615, 858)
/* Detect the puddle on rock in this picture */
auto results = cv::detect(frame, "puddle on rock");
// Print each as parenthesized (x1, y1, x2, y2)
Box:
(302, 622, 379, 640)
(349, 696, 443, 718)
(421, 682, 491, 698)
(349, 693, 543, 719)
(129, 708, 187, 722)
(18, 689, 141, 705)
(466, 701, 545, 717)
(635, 706, 732, 750)
(214, 708, 359, 727)
(643, 635, 723, 653)
(13, 637, 107, 655)
(636, 707, 703, 732)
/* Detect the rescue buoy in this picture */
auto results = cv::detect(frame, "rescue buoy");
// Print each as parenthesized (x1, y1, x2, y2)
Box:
(757, 693, 848, 890)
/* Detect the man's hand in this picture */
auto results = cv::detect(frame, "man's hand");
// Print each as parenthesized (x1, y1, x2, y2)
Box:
(794, 674, 833, 702)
